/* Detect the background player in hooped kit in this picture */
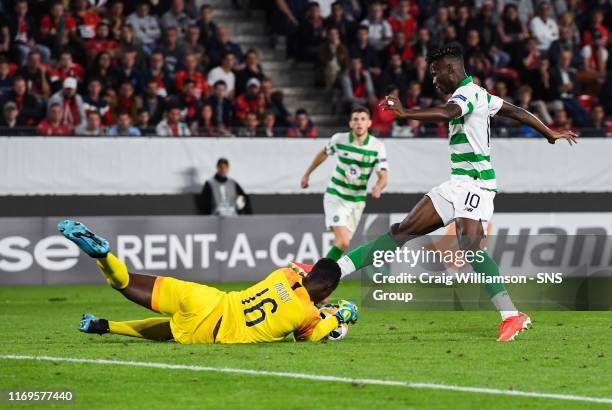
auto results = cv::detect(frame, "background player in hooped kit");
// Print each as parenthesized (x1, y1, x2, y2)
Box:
(300, 105, 388, 262)
(334, 43, 577, 342)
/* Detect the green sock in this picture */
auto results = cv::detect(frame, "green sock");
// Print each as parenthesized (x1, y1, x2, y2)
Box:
(470, 251, 506, 298)
(340, 233, 399, 275)
(325, 245, 344, 261)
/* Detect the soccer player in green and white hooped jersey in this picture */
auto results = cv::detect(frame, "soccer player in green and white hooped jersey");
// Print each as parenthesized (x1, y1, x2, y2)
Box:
(335, 43, 577, 342)
(301, 105, 388, 262)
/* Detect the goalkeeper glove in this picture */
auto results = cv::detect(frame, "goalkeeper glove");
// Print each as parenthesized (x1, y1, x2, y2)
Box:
(334, 300, 358, 324)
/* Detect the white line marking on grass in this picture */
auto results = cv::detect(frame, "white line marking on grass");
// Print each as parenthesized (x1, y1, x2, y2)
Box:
(2, 355, 611, 405)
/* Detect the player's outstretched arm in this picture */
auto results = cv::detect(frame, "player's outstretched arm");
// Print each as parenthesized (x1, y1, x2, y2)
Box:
(497, 101, 578, 145)
(371, 169, 388, 199)
(380, 96, 462, 122)
(301, 148, 328, 189)
(300, 316, 341, 342)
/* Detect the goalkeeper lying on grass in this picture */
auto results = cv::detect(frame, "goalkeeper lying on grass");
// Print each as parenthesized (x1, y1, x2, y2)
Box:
(58, 220, 358, 344)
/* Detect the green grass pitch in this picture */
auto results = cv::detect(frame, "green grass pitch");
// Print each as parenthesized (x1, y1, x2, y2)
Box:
(1, 281, 611, 409)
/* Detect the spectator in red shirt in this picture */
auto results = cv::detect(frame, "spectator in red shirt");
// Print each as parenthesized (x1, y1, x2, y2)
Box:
(39, 0, 77, 55)
(287, 108, 318, 137)
(86, 21, 119, 63)
(47, 77, 86, 128)
(49, 51, 84, 90)
(175, 52, 208, 99)
(170, 79, 201, 125)
(404, 80, 431, 109)
(388, 0, 417, 42)
(1, 75, 43, 125)
(145, 51, 170, 98)
(385, 30, 413, 63)
(371, 85, 398, 137)
(235, 78, 261, 123)
(73, 0, 101, 41)
(110, 81, 142, 123)
(582, 9, 609, 46)
(341, 57, 377, 112)
(37, 102, 73, 136)
(549, 108, 578, 136)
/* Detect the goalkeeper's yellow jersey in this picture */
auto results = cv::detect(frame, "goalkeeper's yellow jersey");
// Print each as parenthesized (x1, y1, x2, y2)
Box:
(215, 267, 339, 343)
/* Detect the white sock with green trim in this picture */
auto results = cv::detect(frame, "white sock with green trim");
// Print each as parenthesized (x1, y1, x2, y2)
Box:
(491, 291, 518, 320)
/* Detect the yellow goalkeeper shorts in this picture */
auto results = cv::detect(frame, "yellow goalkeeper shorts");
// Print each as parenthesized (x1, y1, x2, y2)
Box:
(151, 276, 226, 344)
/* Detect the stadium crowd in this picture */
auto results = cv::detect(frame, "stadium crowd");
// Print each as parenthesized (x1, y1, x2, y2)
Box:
(268, 0, 612, 137)
(0, 0, 299, 136)
(0, 0, 610, 137)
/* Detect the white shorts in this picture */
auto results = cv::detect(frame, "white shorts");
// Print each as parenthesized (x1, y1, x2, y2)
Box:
(323, 193, 365, 234)
(425, 179, 495, 228)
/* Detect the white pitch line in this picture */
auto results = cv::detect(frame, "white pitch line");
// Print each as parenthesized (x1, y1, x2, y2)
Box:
(1, 355, 611, 405)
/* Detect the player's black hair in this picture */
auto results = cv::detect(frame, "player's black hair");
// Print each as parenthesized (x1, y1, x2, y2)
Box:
(351, 105, 370, 117)
(426, 42, 464, 64)
(217, 158, 229, 167)
(305, 258, 341, 289)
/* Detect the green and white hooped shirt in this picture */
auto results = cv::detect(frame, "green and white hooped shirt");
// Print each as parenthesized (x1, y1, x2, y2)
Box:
(447, 76, 504, 192)
(324, 131, 388, 203)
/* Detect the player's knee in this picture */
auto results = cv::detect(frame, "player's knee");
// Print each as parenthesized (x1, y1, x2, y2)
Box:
(456, 228, 481, 252)
(335, 236, 350, 251)
(389, 221, 416, 244)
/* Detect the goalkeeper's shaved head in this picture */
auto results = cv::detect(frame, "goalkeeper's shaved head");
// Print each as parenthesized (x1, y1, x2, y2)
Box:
(303, 258, 341, 303)
(427, 42, 468, 95)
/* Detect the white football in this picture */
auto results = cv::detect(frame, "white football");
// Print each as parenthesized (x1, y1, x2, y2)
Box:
(319, 304, 349, 341)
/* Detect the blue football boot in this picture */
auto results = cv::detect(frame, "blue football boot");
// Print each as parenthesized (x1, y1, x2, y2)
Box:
(57, 220, 109, 258)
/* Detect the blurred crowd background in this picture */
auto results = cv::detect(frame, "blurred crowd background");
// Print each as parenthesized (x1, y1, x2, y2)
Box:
(0, 0, 610, 137)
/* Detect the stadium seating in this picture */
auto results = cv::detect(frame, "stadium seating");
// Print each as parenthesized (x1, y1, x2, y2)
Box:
(0, 0, 609, 137)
